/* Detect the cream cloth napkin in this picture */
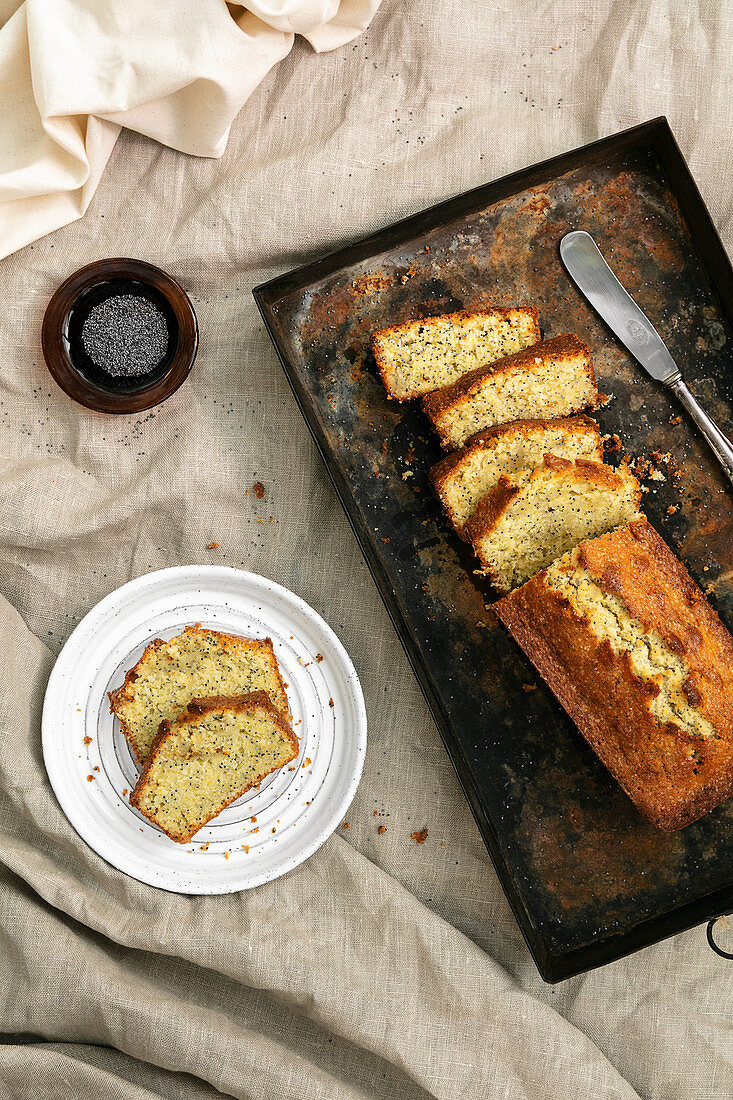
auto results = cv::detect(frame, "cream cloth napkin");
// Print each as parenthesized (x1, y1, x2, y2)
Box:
(0, 0, 380, 261)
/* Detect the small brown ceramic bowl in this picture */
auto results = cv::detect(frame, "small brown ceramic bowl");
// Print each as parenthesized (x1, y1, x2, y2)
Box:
(42, 258, 198, 414)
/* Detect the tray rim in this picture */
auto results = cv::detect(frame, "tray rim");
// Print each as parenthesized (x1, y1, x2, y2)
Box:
(254, 116, 733, 982)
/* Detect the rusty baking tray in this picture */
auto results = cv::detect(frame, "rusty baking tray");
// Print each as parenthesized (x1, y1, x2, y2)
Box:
(254, 117, 733, 982)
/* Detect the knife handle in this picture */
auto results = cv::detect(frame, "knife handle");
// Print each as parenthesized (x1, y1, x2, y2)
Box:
(668, 375, 733, 487)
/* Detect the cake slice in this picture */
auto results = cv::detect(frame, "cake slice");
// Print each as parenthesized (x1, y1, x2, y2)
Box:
(130, 693, 299, 843)
(423, 333, 599, 450)
(494, 518, 733, 830)
(109, 626, 289, 762)
(372, 306, 540, 400)
(430, 415, 603, 538)
(465, 455, 640, 594)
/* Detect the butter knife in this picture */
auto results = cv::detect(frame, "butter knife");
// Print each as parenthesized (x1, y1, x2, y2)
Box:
(560, 229, 733, 487)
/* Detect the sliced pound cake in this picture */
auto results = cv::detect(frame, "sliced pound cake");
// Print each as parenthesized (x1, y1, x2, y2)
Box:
(130, 693, 299, 843)
(430, 415, 603, 538)
(423, 333, 599, 450)
(465, 455, 640, 594)
(495, 517, 733, 829)
(372, 306, 540, 400)
(109, 626, 289, 762)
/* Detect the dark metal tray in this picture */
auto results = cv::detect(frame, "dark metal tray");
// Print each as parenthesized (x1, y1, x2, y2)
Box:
(254, 118, 733, 982)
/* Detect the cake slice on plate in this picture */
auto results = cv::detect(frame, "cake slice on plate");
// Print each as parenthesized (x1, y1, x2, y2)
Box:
(109, 626, 289, 762)
(130, 692, 299, 843)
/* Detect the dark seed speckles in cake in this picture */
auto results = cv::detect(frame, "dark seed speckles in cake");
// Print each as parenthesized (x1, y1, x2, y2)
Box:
(81, 294, 169, 378)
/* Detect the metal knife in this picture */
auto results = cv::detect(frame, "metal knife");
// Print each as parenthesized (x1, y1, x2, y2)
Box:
(560, 229, 733, 487)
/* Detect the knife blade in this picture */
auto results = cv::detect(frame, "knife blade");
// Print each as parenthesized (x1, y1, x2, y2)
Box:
(560, 229, 733, 487)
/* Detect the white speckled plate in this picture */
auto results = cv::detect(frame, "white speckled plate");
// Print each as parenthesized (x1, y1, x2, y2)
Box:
(42, 566, 367, 893)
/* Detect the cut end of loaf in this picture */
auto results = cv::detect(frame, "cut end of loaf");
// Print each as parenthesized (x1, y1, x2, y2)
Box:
(494, 517, 733, 830)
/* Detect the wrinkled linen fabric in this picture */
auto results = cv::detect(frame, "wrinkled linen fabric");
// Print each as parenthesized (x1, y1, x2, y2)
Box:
(0, 0, 380, 260)
(1, 0, 732, 1097)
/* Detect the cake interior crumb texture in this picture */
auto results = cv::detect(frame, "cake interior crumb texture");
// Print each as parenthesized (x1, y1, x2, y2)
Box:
(545, 553, 715, 738)
(469, 458, 641, 594)
(431, 416, 603, 535)
(131, 693, 299, 843)
(372, 307, 540, 400)
(109, 627, 289, 762)
(424, 334, 598, 450)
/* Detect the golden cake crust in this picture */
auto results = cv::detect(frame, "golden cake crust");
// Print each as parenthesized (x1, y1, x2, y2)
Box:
(494, 518, 733, 830)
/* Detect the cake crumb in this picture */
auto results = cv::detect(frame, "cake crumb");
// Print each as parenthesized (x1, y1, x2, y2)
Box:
(329, 698, 334, 707)
(316, 653, 324, 662)
(87, 775, 94, 782)
(411, 827, 428, 844)
(253, 482, 266, 499)
(83, 736, 92, 745)
(522, 683, 537, 693)
(667, 504, 678, 515)
(224, 851, 230, 859)
(378, 825, 387, 834)
(206, 542, 220, 549)
(122, 788, 128, 797)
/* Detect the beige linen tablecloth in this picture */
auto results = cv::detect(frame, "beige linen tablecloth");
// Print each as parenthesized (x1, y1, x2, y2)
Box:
(1, 2, 732, 1097)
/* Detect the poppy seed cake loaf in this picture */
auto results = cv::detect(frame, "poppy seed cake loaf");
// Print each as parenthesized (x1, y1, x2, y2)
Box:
(372, 306, 540, 401)
(430, 415, 603, 537)
(466, 455, 641, 594)
(494, 518, 733, 830)
(130, 692, 299, 843)
(109, 626, 289, 762)
(423, 333, 599, 450)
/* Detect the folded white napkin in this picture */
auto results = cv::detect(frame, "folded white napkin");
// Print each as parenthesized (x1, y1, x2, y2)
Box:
(0, 0, 380, 260)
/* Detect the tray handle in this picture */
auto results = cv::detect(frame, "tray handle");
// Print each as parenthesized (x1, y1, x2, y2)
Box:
(706, 914, 733, 959)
